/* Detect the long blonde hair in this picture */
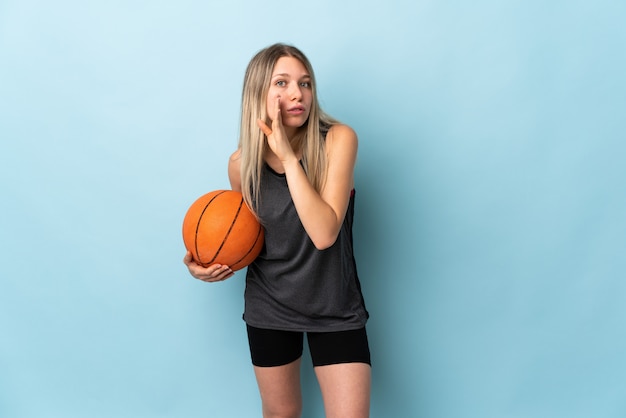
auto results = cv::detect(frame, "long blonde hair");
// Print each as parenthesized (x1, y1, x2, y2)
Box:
(238, 43, 338, 216)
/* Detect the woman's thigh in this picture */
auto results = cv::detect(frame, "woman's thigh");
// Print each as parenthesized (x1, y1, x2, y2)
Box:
(253, 358, 303, 418)
(307, 327, 371, 417)
(314, 362, 371, 418)
(247, 325, 305, 417)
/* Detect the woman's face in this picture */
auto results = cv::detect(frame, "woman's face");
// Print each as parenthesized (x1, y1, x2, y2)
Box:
(266, 56, 313, 136)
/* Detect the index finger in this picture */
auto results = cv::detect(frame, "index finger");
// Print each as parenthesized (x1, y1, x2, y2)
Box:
(273, 96, 283, 129)
(275, 96, 281, 119)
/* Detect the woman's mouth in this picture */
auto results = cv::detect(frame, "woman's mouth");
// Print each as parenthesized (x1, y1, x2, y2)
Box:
(286, 106, 305, 115)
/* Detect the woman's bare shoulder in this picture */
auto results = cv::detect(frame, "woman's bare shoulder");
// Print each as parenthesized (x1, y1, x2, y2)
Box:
(229, 148, 242, 161)
(328, 123, 357, 138)
(326, 124, 358, 152)
(228, 148, 242, 191)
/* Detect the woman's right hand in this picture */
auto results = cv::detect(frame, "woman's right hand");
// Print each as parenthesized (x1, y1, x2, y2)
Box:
(183, 251, 234, 282)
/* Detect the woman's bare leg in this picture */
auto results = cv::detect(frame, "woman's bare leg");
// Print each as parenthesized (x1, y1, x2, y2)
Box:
(314, 362, 371, 418)
(253, 357, 303, 418)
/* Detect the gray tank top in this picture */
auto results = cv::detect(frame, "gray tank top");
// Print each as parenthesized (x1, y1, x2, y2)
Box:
(243, 164, 369, 332)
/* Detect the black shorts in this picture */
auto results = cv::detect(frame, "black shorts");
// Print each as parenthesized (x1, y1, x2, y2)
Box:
(246, 324, 371, 368)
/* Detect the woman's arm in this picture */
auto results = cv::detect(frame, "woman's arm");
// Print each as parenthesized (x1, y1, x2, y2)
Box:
(282, 124, 357, 249)
(258, 97, 358, 249)
(260, 112, 357, 249)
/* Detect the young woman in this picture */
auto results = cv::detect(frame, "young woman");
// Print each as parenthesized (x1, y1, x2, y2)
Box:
(184, 43, 370, 418)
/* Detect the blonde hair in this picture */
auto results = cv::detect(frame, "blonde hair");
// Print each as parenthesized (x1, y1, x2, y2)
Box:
(238, 43, 338, 216)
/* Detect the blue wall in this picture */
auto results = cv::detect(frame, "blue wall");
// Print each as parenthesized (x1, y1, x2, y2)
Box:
(1, 1, 625, 417)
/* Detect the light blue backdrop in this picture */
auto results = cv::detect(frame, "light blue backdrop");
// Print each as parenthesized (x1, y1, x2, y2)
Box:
(1, 1, 625, 417)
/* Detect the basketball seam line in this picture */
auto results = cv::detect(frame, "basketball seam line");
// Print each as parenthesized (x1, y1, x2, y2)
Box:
(194, 190, 227, 265)
(230, 223, 263, 270)
(204, 195, 244, 266)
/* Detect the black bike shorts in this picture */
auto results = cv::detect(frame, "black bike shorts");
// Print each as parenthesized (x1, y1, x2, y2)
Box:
(246, 324, 371, 368)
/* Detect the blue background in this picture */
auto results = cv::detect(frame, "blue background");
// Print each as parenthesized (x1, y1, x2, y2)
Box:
(1, 1, 625, 417)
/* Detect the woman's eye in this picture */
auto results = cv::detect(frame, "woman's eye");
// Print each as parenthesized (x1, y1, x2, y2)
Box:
(275, 80, 286, 87)
(300, 82, 310, 88)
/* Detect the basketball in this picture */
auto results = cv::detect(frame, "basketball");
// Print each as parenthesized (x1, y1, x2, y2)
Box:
(182, 190, 264, 271)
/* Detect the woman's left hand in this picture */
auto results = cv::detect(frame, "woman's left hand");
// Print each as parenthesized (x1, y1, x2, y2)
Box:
(257, 96, 296, 164)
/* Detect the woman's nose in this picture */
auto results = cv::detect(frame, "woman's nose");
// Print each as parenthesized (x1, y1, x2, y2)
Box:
(288, 82, 302, 100)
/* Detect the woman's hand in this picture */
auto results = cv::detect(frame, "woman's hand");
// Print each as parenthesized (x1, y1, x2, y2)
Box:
(257, 96, 297, 164)
(183, 251, 234, 282)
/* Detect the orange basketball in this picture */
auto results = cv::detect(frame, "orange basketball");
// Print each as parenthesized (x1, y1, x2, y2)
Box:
(182, 190, 264, 271)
